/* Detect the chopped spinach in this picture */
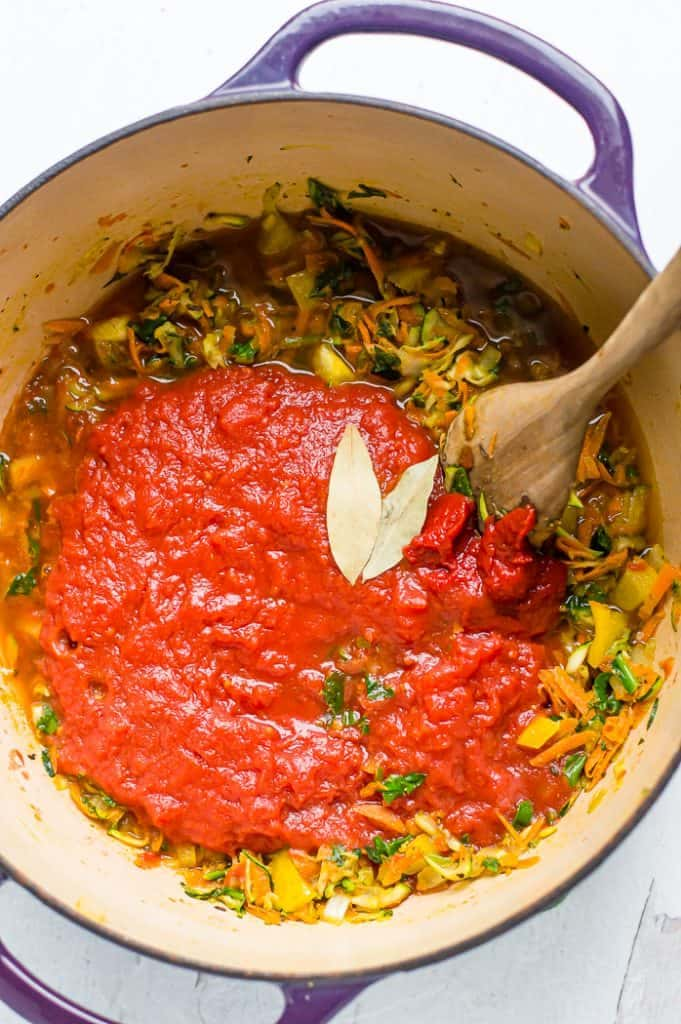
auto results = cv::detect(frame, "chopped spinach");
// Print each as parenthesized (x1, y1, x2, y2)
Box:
(307, 177, 348, 216)
(371, 347, 401, 380)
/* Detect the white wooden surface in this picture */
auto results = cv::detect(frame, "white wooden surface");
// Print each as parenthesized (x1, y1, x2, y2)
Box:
(1, 1, 680, 1021)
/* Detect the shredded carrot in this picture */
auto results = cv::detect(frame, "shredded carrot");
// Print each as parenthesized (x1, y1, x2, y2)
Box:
(487, 431, 498, 458)
(359, 237, 385, 291)
(366, 295, 418, 321)
(357, 320, 372, 349)
(126, 327, 145, 373)
(307, 211, 359, 236)
(639, 562, 681, 620)
(43, 318, 88, 336)
(539, 667, 591, 717)
(463, 402, 476, 441)
(529, 729, 597, 768)
(154, 272, 184, 291)
(354, 803, 406, 834)
(585, 707, 633, 786)
(553, 716, 579, 741)
(571, 549, 628, 582)
(577, 413, 611, 483)
(660, 657, 675, 678)
(494, 810, 519, 841)
(636, 605, 667, 644)
(307, 210, 385, 291)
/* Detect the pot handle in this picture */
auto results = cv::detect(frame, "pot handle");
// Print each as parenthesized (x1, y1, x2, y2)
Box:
(0, 876, 365, 1024)
(210, 0, 644, 252)
(0, 939, 366, 1024)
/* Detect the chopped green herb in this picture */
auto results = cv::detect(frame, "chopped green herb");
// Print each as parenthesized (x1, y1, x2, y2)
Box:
(340, 709, 370, 734)
(37, 705, 59, 735)
(647, 697, 660, 730)
(445, 465, 473, 497)
(381, 772, 426, 805)
(348, 184, 388, 199)
(231, 339, 258, 365)
(364, 675, 395, 701)
(322, 671, 346, 716)
(512, 799, 534, 829)
(331, 844, 348, 866)
(41, 747, 55, 777)
(564, 752, 587, 787)
(612, 652, 638, 695)
(0, 453, 9, 494)
(482, 856, 500, 873)
(363, 834, 411, 864)
(7, 567, 38, 597)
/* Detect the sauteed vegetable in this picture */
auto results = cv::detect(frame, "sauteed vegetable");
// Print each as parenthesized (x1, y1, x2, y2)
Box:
(1, 179, 676, 925)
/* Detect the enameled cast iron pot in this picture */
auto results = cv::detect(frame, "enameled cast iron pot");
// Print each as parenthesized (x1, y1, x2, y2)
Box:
(1, 3, 679, 1022)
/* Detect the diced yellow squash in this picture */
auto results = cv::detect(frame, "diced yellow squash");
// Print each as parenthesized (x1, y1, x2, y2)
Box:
(613, 562, 658, 612)
(310, 343, 356, 385)
(377, 834, 436, 886)
(269, 849, 314, 913)
(0, 631, 18, 671)
(9, 455, 45, 492)
(89, 316, 130, 344)
(587, 602, 628, 668)
(517, 714, 561, 751)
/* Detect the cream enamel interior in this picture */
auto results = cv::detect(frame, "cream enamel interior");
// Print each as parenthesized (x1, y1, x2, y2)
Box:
(0, 98, 679, 978)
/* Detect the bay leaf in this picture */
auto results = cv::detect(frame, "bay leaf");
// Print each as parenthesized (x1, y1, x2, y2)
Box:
(362, 454, 438, 581)
(327, 424, 382, 584)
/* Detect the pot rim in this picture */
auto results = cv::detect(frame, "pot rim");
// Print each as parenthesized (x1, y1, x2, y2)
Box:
(0, 88, 670, 985)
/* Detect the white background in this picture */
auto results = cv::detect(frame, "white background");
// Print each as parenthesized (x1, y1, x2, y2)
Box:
(0, 1, 680, 1022)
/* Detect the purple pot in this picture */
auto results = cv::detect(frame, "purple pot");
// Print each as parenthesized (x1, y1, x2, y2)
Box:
(0, 2, 662, 1022)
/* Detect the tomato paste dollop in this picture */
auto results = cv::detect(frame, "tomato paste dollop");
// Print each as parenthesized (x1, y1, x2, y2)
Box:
(42, 364, 569, 852)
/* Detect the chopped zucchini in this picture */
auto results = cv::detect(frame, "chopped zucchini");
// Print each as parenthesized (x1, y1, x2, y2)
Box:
(310, 343, 355, 385)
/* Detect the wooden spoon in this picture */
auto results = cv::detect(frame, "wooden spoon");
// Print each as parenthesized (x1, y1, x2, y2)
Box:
(443, 248, 681, 530)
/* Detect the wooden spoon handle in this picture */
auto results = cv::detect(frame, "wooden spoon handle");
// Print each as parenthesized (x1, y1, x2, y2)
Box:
(571, 247, 681, 403)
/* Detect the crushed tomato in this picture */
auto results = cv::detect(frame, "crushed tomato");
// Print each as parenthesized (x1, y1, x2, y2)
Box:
(41, 364, 569, 853)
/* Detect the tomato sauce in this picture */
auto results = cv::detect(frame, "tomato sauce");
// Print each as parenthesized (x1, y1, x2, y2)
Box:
(41, 363, 569, 852)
